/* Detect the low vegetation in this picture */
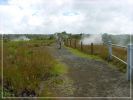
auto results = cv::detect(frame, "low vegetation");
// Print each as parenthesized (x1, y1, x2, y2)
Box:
(1, 38, 67, 97)
(65, 46, 102, 61)
(65, 39, 127, 72)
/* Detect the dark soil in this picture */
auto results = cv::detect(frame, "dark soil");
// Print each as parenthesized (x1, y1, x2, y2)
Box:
(48, 44, 132, 99)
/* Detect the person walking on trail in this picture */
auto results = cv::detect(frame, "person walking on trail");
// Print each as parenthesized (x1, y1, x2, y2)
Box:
(57, 37, 62, 49)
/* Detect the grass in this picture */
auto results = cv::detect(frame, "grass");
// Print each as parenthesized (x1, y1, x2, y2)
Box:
(65, 39, 127, 72)
(65, 46, 102, 61)
(51, 62, 68, 76)
(1, 39, 67, 97)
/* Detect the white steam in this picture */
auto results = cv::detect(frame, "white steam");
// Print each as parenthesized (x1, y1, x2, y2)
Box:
(80, 34, 103, 45)
(13, 36, 30, 41)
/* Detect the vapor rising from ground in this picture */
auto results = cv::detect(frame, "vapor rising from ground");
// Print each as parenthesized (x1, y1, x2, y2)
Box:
(80, 34, 132, 46)
(80, 34, 103, 45)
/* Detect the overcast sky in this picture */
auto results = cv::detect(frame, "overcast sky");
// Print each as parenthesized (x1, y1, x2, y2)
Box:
(0, 0, 133, 34)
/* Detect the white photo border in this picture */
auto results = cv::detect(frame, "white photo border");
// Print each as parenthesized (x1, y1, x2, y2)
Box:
(1, 33, 132, 99)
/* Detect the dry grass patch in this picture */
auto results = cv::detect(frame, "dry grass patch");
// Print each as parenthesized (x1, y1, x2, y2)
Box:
(65, 39, 127, 72)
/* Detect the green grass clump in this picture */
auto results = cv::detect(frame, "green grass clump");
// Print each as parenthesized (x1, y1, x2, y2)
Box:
(1, 39, 62, 97)
(65, 46, 102, 61)
(51, 62, 68, 76)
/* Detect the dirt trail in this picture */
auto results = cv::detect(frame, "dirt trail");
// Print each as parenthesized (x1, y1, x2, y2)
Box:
(48, 44, 131, 99)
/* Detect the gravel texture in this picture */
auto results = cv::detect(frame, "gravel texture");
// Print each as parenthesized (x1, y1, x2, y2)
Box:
(48, 45, 132, 99)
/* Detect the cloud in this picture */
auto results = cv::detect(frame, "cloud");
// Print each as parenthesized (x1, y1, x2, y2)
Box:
(0, 0, 133, 34)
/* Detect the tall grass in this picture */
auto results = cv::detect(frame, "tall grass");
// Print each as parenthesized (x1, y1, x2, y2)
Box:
(65, 39, 127, 72)
(1, 39, 64, 97)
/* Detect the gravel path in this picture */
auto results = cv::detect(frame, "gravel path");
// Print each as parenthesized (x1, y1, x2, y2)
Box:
(48, 45, 131, 99)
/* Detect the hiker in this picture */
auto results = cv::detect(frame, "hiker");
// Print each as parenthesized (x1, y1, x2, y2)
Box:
(58, 37, 62, 49)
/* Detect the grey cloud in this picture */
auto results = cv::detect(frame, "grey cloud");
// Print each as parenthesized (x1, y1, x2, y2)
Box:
(0, 0, 133, 34)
